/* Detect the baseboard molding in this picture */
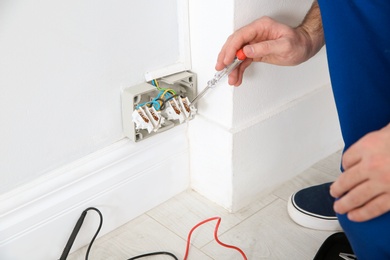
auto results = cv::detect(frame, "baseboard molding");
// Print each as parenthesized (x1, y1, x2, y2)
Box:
(189, 84, 344, 212)
(230, 84, 344, 211)
(0, 125, 190, 260)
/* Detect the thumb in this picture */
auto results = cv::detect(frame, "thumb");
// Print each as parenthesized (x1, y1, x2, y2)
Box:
(243, 40, 280, 59)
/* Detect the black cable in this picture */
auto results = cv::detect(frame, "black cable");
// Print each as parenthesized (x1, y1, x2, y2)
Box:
(58, 207, 103, 260)
(84, 207, 103, 260)
(59, 207, 178, 260)
(59, 211, 88, 260)
(160, 94, 180, 110)
(127, 251, 178, 260)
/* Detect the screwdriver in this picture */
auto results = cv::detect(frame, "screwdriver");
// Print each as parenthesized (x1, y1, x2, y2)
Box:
(190, 49, 247, 106)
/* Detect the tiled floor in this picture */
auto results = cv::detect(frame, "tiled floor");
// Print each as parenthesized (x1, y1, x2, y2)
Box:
(69, 152, 342, 260)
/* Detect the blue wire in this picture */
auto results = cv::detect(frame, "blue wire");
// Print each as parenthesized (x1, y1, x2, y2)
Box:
(152, 101, 160, 110)
(136, 100, 161, 111)
(136, 89, 171, 111)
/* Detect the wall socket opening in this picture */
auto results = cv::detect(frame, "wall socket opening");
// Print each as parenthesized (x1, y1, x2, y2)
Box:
(121, 71, 197, 142)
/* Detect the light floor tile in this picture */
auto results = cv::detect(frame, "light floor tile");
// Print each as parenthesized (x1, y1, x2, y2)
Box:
(311, 151, 342, 178)
(202, 199, 334, 260)
(69, 152, 341, 260)
(147, 190, 276, 249)
(272, 167, 336, 201)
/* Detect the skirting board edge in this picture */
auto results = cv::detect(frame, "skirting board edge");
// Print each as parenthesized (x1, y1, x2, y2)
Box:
(0, 125, 190, 260)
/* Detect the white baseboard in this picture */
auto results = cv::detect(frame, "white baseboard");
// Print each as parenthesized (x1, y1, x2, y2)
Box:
(230, 84, 344, 211)
(190, 84, 344, 212)
(0, 125, 190, 260)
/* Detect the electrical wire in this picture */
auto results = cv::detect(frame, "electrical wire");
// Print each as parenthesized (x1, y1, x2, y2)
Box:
(84, 208, 103, 260)
(159, 94, 180, 110)
(135, 100, 160, 111)
(183, 217, 248, 260)
(135, 79, 179, 112)
(58, 207, 103, 260)
(160, 89, 176, 100)
(60, 208, 247, 260)
(151, 79, 176, 95)
(59, 207, 179, 260)
(135, 84, 176, 111)
(127, 251, 178, 260)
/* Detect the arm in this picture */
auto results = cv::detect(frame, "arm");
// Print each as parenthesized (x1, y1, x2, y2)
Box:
(297, 1, 324, 59)
(216, 1, 324, 86)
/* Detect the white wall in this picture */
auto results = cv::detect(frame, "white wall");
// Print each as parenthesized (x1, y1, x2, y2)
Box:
(189, 0, 343, 211)
(0, 0, 344, 258)
(0, 1, 192, 259)
(0, 0, 183, 194)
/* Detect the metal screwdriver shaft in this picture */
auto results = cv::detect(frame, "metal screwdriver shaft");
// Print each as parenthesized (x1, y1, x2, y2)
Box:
(190, 49, 247, 106)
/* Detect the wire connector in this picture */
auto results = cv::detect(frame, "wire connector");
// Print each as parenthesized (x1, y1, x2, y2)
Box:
(123, 71, 197, 142)
(163, 98, 185, 123)
(132, 108, 154, 133)
(178, 96, 196, 118)
(144, 106, 165, 132)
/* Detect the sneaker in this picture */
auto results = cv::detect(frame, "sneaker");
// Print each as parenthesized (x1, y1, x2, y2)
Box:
(313, 232, 355, 260)
(287, 182, 342, 231)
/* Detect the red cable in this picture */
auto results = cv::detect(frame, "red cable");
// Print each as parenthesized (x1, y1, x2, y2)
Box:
(183, 216, 247, 260)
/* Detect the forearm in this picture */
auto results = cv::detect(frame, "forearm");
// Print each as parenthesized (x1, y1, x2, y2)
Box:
(297, 1, 325, 58)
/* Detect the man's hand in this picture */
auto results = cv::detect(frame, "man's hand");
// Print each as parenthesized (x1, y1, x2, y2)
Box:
(215, 2, 324, 86)
(330, 123, 390, 222)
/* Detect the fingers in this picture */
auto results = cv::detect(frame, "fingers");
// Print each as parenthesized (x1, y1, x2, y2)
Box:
(330, 125, 390, 222)
(217, 36, 280, 70)
(228, 59, 252, 86)
(331, 169, 390, 222)
(216, 41, 234, 71)
(215, 16, 275, 70)
(224, 38, 283, 86)
(330, 162, 368, 199)
(333, 178, 380, 214)
(243, 39, 282, 60)
(215, 31, 251, 70)
(332, 169, 390, 222)
(330, 139, 364, 198)
(342, 142, 363, 170)
(345, 193, 390, 222)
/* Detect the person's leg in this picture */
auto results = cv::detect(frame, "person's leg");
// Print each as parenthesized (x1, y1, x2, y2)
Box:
(289, 183, 390, 258)
(290, 0, 390, 256)
(338, 211, 390, 258)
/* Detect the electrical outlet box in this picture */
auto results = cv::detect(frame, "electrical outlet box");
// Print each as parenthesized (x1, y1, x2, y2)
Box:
(122, 71, 197, 142)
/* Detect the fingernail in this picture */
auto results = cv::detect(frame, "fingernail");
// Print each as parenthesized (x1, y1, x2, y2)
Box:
(333, 203, 338, 213)
(243, 45, 254, 56)
(329, 184, 336, 198)
(348, 212, 357, 222)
